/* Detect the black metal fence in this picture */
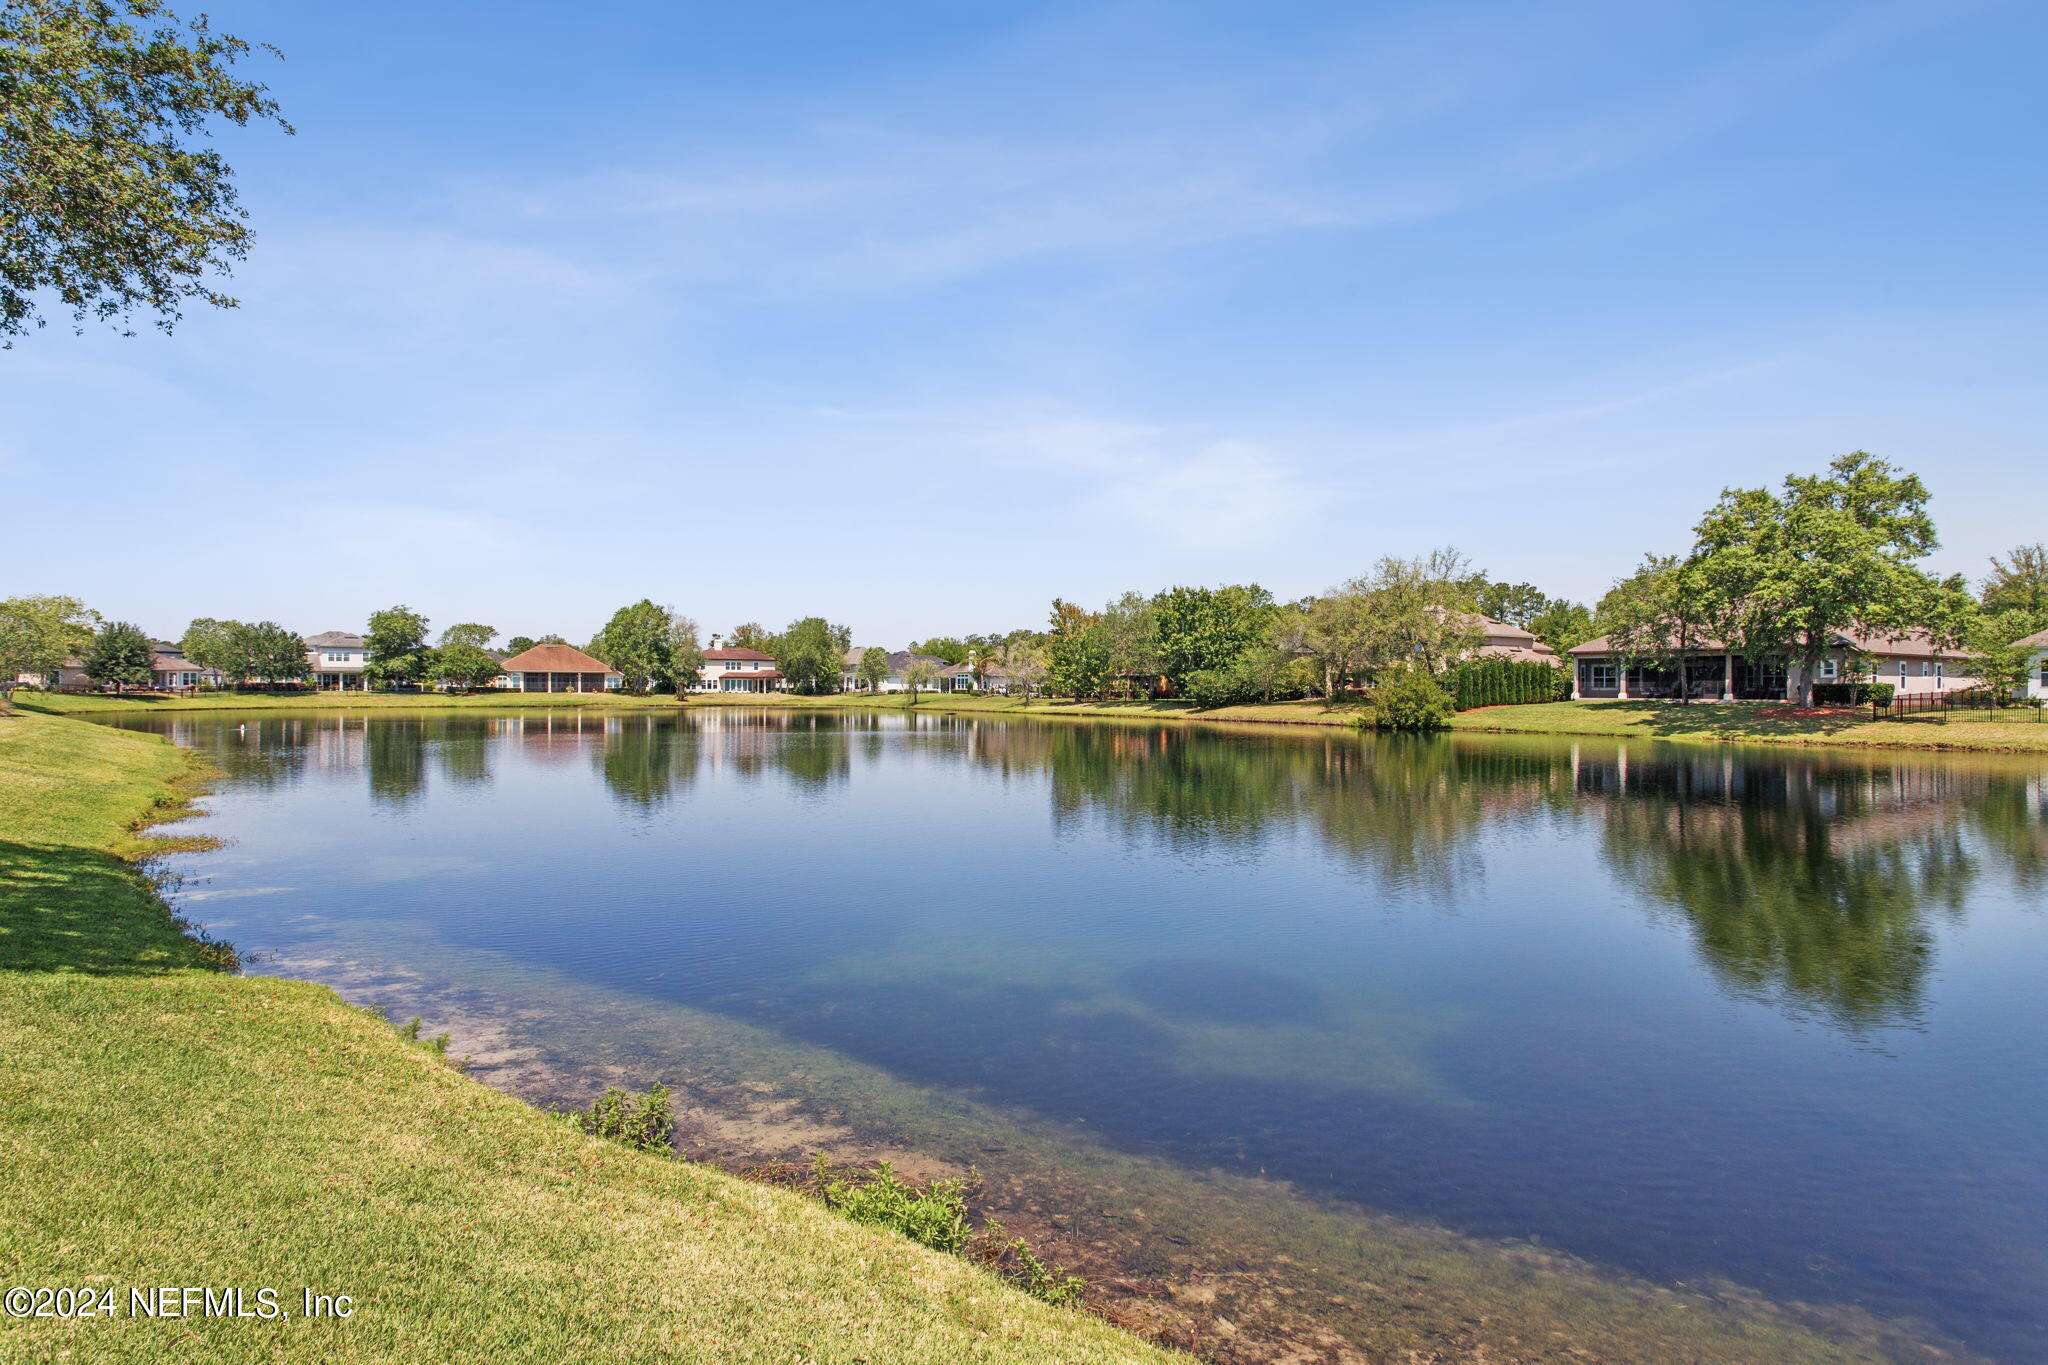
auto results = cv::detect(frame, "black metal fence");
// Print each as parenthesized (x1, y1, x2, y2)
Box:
(1872, 689, 2043, 723)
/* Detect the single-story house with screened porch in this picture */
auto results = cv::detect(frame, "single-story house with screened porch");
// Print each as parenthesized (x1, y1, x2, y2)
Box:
(497, 643, 623, 693)
(1568, 626, 1979, 701)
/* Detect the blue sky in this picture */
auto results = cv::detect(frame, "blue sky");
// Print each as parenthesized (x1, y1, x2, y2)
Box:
(4, 0, 2043, 647)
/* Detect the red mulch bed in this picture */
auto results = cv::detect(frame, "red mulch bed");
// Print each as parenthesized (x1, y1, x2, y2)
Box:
(1752, 705, 1864, 721)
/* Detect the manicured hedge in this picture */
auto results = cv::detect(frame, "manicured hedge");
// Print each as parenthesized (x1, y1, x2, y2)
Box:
(1443, 658, 1571, 711)
(1811, 682, 1895, 705)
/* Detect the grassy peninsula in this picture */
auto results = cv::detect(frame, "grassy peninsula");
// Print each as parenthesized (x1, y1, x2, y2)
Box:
(0, 710, 1182, 1365)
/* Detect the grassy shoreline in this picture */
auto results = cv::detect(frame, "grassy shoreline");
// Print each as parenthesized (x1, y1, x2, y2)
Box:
(690, 690, 2048, 755)
(0, 710, 1182, 1365)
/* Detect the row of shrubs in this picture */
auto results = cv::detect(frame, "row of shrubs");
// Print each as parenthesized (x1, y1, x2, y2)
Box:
(1810, 682, 1897, 705)
(1441, 658, 1572, 710)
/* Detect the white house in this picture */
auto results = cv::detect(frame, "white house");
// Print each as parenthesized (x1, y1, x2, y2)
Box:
(305, 631, 371, 690)
(840, 649, 947, 693)
(697, 646, 787, 693)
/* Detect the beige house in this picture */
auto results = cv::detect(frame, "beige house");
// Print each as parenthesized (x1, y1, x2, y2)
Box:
(1568, 627, 1979, 701)
(305, 631, 371, 690)
(1469, 615, 1557, 665)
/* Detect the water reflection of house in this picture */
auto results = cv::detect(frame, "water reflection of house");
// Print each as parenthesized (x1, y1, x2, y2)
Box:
(1568, 627, 1980, 701)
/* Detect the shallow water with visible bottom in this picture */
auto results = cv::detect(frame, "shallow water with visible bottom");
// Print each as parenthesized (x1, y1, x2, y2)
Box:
(115, 707, 2048, 1363)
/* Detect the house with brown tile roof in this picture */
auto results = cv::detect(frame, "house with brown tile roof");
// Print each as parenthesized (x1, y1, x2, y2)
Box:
(498, 643, 623, 693)
(1469, 615, 1557, 665)
(1567, 626, 1980, 701)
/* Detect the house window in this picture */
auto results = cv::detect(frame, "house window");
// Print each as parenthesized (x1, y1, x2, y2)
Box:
(1818, 658, 1838, 679)
(1584, 662, 1617, 691)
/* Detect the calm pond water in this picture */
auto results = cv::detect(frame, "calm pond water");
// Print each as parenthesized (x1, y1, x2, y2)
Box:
(117, 708, 2048, 1362)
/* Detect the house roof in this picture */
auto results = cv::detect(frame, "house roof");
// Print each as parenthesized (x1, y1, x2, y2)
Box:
(498, 643, 619, 674)
(305, 631, 366, 648)
(1569, 626, 1970, 659)
(885, 652, 948, 671)
(704, 646, 776, 662)
(2014, 627, 2048, 649)
(939, 661, 1008, 677)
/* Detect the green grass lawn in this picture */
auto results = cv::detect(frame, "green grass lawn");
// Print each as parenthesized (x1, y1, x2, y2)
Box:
(0, 711, 1182, 1365)
(1449, 699, 2048, 754)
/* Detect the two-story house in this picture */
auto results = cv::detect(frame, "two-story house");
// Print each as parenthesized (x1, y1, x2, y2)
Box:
(698, 646, 787, 693)
(306, 631, 371, 690)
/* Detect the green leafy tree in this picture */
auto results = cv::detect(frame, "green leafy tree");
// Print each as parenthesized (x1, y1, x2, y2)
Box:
(1962, 609, 2039, 701)
(1980, 543, 2048, 620)
(505, 635, 537, 655)
(426, 623, 499, 691)
(590, 600, 672, 692)
(728, 621, 775, 652)
(1355, 548, 1487, 675)
(1366, 664, 1455, 731)
(664, 613, 705, 693)
(1594, 554, 1725, 703)
(1693, 452, 1949, 706)
(1463, 578, 1550, 627)
(901, 654, 942, 704)
(242, 620, 306, 685)
(1527, 599, 1596, 658)
(1152, 584, 1276, 691)
(83, 619, 152, 691)
(774, 617, 842, 694)
(1, 0, 292, 341)
(1044, 598, 1107, 699)
(1097, 592, 1161, 695)
(0, 592, 99, 705)
(428, 644, 500, 691)
(994, 638, 1046, 701)
(908, 636, 970, 666)
(364, 605, 431, 688)
(1289, 584, 1374, 699)
(177, 616, 235, 675)
(438, 622, 496, 651)
(855, 646, 890, 692)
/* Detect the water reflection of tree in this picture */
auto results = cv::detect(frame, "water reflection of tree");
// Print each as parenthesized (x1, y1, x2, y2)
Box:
(164, 716, 310, 790)
(593, 715, 694, 810)
(1590, 752, 1982, 1031)
(365, 716, 428, 807)
(969, 722, 1561, 896)
(431, 716, 493, 786)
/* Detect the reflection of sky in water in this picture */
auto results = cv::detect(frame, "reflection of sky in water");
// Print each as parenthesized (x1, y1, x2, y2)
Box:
(121, 708, 2048, 1362)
